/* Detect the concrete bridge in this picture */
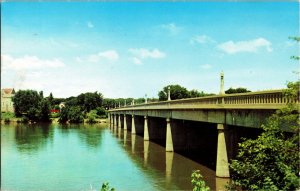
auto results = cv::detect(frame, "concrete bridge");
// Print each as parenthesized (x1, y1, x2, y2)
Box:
(108, 89, 297, 178)
(108, 74, 298, 178)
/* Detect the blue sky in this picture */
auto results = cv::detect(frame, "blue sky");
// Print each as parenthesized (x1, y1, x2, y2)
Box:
(1, 2, 299, 98)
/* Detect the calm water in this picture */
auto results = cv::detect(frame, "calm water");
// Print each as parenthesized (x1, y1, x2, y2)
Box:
(1, 123, 227, 191)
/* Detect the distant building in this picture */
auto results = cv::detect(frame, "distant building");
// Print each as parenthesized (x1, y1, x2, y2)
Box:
(59, 102, 65, 110)
(1, 88, 15, 113)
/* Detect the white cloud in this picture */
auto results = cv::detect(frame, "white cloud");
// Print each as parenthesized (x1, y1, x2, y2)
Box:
(2, 54, 65, 70)
(87, 21, 94, 28)
(88, 50, 119, 63)
(200, 64, 212, 69)
(217, 38, 273, 54)
(128, 48, 166, 65)
(160, 23, 181, 35)
(132, 57, 142, 65)
(129, 48, 165, 59)
(190, 35, 216, 44)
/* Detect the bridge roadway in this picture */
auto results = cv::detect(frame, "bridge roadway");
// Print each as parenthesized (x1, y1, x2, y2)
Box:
(108, 89, 298, 178)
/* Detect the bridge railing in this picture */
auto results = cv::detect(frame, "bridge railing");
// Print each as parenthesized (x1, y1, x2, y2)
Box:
(110, 89, 299, 111)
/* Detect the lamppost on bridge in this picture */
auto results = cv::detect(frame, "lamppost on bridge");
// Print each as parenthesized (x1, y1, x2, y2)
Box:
(220, 71, 225, 95)
(145, 94, 148, 104)
(167, 86, 171, 101)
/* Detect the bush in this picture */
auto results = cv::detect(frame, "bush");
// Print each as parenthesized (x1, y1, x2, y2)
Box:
(191, 170, 210, 191)
(96, 107, 107, 118)
(100, 182, 115, 191)
(58, 107, 68, 123)
(68, 106, 84, 123)
(228, 81, 299, 190)
(86, 110, 98, 123)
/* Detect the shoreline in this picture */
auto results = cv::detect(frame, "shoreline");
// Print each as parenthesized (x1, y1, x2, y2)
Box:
(1, 118, 108, 125)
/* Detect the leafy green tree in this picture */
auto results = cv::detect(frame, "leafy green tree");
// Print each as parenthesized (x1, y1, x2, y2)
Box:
(38, 98, 51, 122)
(67, 106, 84, 123)
(158, 85, 190, 101)
(225, 87, 251, 94)
(96, 107, 107, 117)
(228, 81, 299, 190)
(86, 109, 98, 123)
(13, 90, 41, 117)
(77, 92, 103, 112)
(189, 89, 214, 98)
(58, 107, 69, 123)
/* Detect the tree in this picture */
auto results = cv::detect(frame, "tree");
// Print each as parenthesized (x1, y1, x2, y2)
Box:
(48, 92, 54, 107)
(13, 90, 51, 122)
(225, 87, 251, 94)
(77, 92, 103, 112)
(13, 90, 41, 117)
(58, 107, 69, 123)
(38, 98, 51, 122)
(228, 81, 299, 190)
(158, 85, 190, 101)
(67, 106, 84, 123)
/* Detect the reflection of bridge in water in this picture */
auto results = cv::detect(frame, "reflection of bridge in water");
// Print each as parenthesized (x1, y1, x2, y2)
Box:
(108, 74, 298, 178)
(111, 129, 228, 190)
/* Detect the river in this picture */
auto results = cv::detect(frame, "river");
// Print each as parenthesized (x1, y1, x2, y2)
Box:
(1, 123, 228, 191)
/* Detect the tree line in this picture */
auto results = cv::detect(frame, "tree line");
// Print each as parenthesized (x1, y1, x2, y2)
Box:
(12, 86, 250, 123)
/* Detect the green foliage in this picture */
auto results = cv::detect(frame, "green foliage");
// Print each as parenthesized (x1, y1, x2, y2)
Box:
(77, 92, 103, 112)
(158, 85, 190, 101)
(67, 106, 84, 123)
(86, 110, 98, 123)
(289, 36, 299, 60)
(100, 182, 115, 191)
(1, 112, 15, 120)
(58, 107, 69, 123)
(158, 85, 213, 101)
(228, 81, 300, 191)
(191, 170, 210, 191)
(13, 90, 51, 122)
(39, 98, 51, 122)
(96, 107, 107, 117)
(225, 87, 251, 94)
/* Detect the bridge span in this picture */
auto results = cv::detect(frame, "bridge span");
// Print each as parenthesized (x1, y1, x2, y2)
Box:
(108, 89, 297, 178)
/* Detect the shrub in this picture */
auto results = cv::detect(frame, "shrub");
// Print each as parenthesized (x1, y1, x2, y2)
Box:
(68, 106, 84, 123)
(191, 170, 210, 191)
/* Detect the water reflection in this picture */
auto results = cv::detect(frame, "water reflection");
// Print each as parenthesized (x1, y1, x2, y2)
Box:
(14, 124, 53, 154)
(117, 129, 229, 190)
(59, 124, 104, 149)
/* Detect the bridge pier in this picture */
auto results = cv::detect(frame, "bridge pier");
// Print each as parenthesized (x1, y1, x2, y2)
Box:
(144, 116, 149, 141)
(131, 115, 136, 134)
(114, 114, 117, 129)
(166, 118, 174, 152)
(118, 114, 122, 129)
(124, 114, 127, 130)
(216, 124, 230, 178)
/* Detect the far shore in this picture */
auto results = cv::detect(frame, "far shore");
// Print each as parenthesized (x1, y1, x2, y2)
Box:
(1, 118, 108, 125)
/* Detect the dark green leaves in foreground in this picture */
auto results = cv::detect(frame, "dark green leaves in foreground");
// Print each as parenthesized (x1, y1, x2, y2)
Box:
(228, 81, 299, 190)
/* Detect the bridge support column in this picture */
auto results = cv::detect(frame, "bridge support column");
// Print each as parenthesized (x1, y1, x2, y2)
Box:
(166, 118, 174, 152)
(131, 115, 136, 134)
(124, 114, 127, 131)
(144, 116, 149, 141)
(216, 124, 230, 178)
(118, 114, 122, 129)
(114, 114, 117, 128)
(110, 114, 113, 129)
